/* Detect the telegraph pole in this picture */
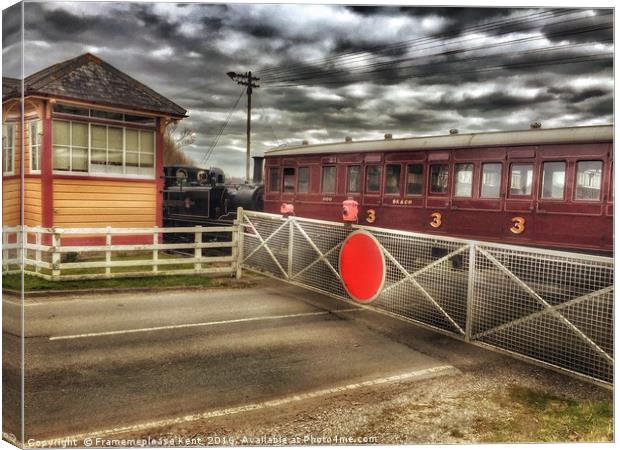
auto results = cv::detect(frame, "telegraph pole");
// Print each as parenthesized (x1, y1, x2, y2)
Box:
(226, 71, 260, 183)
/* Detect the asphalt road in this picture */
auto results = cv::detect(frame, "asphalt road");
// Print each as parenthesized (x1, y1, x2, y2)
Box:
(3, 281, 459, 444)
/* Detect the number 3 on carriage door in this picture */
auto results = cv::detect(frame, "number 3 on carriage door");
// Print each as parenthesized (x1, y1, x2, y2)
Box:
(366, 209, 376, 223)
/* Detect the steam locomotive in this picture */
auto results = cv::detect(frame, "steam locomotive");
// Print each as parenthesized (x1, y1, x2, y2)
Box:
(162, 158, 264, 227)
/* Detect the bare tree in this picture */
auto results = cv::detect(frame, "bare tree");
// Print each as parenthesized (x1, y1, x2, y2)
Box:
(163, 122, 196, 166)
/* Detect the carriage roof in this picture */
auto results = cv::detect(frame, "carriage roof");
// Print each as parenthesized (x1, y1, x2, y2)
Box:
(265, 124, 613, 157)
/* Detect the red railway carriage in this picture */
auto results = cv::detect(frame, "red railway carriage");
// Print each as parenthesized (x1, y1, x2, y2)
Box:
(263, 125, 614, 254)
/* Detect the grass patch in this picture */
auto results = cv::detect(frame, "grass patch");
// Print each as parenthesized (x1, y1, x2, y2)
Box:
(20, 251, 214, 277)
(479, 386, 612, 442)
(58, 251, 195, 275)
(2, 272, 216, 292)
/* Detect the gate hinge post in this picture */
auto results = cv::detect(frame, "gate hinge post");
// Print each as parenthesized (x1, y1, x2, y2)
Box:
(465, 244, 476, 342)
(287, 217, 294, 279)
(235, 207, 244, 279)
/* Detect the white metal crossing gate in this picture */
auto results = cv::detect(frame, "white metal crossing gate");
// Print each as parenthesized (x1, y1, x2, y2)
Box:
(239, 210, 613, 386)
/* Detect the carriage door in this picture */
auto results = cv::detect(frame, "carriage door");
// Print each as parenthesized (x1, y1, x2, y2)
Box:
(536, 144, 606, 249)
(504, 148, 537, 244)
(451, 148, 505, 241)
(425, 152, 450, 232)
(362, 153, 383, 225)
(604, 149, 613, 219)
(603, 157, 613, 250)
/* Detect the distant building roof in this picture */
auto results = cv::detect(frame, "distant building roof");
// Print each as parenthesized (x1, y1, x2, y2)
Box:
(3, 53, 187, 118)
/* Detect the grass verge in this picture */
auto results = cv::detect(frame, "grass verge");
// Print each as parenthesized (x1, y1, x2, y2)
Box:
(477, 385, 612, 442)
(2, 272, 217, 292)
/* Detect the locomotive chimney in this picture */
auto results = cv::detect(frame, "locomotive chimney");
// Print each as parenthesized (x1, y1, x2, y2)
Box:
(252, 156, 264, 184)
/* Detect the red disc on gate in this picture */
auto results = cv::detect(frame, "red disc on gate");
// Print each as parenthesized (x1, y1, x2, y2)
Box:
(339, 231, 385, 303)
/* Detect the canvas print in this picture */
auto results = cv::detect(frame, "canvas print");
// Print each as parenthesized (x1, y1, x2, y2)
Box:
(1, 1, 614, 447)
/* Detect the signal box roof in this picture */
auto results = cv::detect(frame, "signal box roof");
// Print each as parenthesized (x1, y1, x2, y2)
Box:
(3, 53, 187, 118)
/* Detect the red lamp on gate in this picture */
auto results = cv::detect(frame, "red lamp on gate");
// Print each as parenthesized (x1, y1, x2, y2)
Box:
(281, 203, 295, 217)
(342, 197, 358, 224)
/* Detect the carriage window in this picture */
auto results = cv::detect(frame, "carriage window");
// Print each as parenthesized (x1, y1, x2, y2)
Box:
(430, 164, 449, 194)
(298, 167, 310, 193)
(541, 161, 566, 199)
(481, 163, 502, 198)
(283, 168, 295, 193)
(454, 163, 473, 197)
(385, 164, 401, 194)
(510, 163, 533, 196)
(347, 165, 361, 193)
(268, 167, 280, 192)
(575, 161, 602, 200)
(406, 164, 424, 195)
(366, 165, 381, 193)
(322, 166, 336, 193)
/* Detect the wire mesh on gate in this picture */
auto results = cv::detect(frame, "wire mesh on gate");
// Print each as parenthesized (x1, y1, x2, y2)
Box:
(240, 211, 613, 385)
(471, 245, 613, 383)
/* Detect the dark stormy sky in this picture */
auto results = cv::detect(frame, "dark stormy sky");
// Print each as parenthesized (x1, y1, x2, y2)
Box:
(2, 1, 614, 178)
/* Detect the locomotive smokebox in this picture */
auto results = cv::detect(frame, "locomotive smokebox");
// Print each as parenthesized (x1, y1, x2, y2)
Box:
(252, 156, 265, 184)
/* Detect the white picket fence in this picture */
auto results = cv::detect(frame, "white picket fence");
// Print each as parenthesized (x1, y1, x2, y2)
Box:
(2, 223, 241, 281)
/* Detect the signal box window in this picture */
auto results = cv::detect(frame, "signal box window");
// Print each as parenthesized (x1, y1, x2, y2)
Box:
(268, 167, 280, 192)
(430, 164, 449, 194)
(3, 123, 15, 175)
(283, 168, 296, 192)
(366, 165, 381, 193)
(406, 164, 423, 195)
(53, 120, 88, 172)
(29, 121, 42, 173)
(347, 165, 361, 193)
(298, 167, 310, 193)
(385, 164, 401, 194)
(481, 163, 502, 198)
(575, 161, 602, 200)
(510, 164, 533, 196)
(322, 166, 336, 193)
(454, 163, 474, 197)
(541, 161, 566, 199)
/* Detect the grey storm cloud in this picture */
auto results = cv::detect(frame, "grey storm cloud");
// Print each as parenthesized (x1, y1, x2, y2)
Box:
(2, 2, 614, 178)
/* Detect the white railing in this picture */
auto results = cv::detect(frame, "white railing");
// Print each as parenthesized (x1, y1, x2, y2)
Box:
(2, 222, 242, 281)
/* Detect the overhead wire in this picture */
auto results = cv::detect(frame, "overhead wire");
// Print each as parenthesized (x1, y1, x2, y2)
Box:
(264, 52, 612, 88)
(261, 18, 612, 84)
(262, 26, 612, 86)
(260, 13, 612, 85)
(254, 91, 282, 147)
(262, 29, 613, 87)
(186, 8, 610, 163)
(259, 8, 585, 79)
(199, 88, 245, 165)
(170, 10, 609, 102)
(170, 8, 579, 99)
